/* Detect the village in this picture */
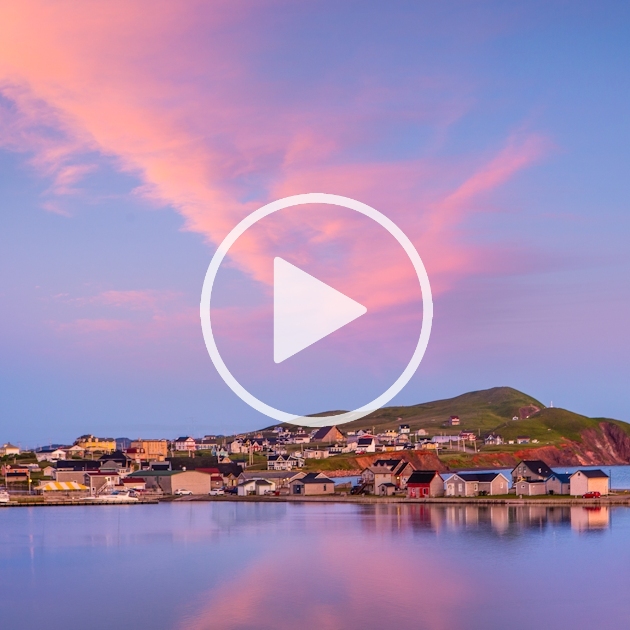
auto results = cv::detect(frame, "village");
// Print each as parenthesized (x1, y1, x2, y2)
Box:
(0, 419, 612, 504)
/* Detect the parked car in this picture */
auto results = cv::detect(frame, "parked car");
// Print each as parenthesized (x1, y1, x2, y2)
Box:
(583, 491, 601, 499)
(225, 487, 238, 495)
(209, 489, 225, 496)
(174, 489, 193, 496)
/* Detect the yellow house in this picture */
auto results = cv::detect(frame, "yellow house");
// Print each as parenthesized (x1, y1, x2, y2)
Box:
(129, 439, 168, 461)
(74, 435, 116, 453)
(569, 469, 610, 496)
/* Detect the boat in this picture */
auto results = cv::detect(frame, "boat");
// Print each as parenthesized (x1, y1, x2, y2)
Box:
(87, 490, 139, 503)
(0, 490, 10, 504)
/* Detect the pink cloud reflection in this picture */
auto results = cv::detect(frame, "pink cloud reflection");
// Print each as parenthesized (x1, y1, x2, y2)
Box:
(181, 535, 471, 630)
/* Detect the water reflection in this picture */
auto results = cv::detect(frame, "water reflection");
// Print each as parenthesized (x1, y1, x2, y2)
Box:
(356, 503, 611, 535)
(182, 504, 616, 630)
(0, 503, 626, 630)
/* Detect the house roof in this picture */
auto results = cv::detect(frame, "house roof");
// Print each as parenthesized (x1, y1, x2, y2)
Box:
(56, 460, 100, 471)
(175, 436, 193, 442)
(407, 471, 441, 484)
(457, 472, 506, 483)
(372, 459, 401, 470)
(312, 426, 342, 441)
(572, 469, 609, 478)
(547, 472, 571, 483)
(357, 438, 374, 446)
(517, 479, 546, 485)
(380, 482, 396, 487)
(128, 469, 208, 477)
(513, 460, 553, 477)
(293, 472, 334, 484)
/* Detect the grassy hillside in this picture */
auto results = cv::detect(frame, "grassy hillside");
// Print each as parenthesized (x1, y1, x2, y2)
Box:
(303, 386, 546, 437)
(259, 387, 630, 468)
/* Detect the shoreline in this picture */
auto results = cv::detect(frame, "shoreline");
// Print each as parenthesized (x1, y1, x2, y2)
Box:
(3, 493, 630, 508)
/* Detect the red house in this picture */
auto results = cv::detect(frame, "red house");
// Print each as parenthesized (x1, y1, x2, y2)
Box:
(406, 470, 445, 498)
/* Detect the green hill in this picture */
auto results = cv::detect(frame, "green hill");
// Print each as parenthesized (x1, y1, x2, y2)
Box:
(261, 387, 630, 468)
(306, 386, 546, 436)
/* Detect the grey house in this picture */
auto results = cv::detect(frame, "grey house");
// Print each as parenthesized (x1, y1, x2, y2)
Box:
(511, 460, 553, 483)
(546, 472, 571, 495)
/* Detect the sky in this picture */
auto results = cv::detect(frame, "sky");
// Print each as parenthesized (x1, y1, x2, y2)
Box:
(1, 1, 629, 445)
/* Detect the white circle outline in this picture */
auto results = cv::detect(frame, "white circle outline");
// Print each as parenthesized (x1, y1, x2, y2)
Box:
(200, 193, 433, 428)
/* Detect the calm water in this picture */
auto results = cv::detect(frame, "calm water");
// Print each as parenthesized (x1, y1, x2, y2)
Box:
(1, 502, 630, 629)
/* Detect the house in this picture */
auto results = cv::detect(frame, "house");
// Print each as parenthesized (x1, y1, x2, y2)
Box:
(511, 460, 553, 483)
(416, 429, 428, 437)
(238, 470, 301, 489)
(0, 443, 21, 457)
(303, 449, 329, 459)
(174, 437, 197, 453)
(42, 465, 55, 478)
(74, 435, 116, 453)
(289, 472, 334, 495)
(54, 459, 100, 484)
(86, 472, 121, 496)
(354, 437, 376, 454)
(449, 415, 460, 426)
(267, 454, 298, 471)
(327, 444, 345, 455)
(195, 438, 218, 453)
(406, 471, 445, 498)
(569, 469, 610, 496)
(35, 448, 66, 462)
(311, 426, 345, 443)
(127, 470, 212, 495)
(515, 480, 547, 496)
(516, 436, 530, 445)
(149, 461, 172, 471)
(237, 478, 276, 496)
(63, 444, 85, 458)
(546, 472, 571, 495)
(292, 431, 311, 444)
(359, 459, 414, 492)
(1, 464, 30, 482)
(373, 459, 415, 488)
(484, 434, 503, 446)
(361, 465, 397, 493)
(196, 468, 224, 490)
(445, 472, 510, 496)
(378, 482, 397, 496)
(129, 439, 168, 461)
(98, 451, 132, 472)
(398, 424, 410, 434)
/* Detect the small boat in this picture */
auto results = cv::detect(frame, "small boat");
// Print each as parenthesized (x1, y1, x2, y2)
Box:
(0, 490, 10, 504)
(87, 490, 139, 503)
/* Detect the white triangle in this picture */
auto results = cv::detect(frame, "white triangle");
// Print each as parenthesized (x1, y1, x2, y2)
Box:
(274, 257, 367, 363)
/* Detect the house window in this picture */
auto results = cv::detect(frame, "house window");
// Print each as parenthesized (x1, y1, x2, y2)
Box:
(323, 485, 327, 491)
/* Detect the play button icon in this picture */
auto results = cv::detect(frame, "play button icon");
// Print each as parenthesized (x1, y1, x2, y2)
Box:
(200, 192, 433, 426)
(273, 257, 367, 363)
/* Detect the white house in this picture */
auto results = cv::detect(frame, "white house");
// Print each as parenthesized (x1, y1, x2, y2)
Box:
(35, 448, 67, 462)
(354, 437, 376, 454)
(237, 478, 277, 496)
(174, 437, 197, 452)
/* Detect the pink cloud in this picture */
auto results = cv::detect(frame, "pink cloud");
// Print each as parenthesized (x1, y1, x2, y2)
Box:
(0, 3, 550, 326)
